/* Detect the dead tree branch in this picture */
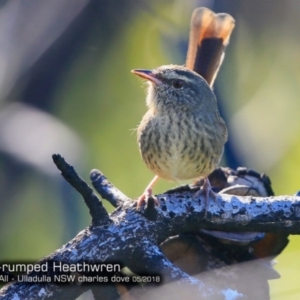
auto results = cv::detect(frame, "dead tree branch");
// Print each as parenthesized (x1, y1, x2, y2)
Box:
(0, 154, 299, 300)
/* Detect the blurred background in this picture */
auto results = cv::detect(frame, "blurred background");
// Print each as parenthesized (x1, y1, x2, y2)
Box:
(0, 0, 300, 299)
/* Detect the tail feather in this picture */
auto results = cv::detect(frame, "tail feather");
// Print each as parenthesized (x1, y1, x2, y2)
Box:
(185, 7, 235, 87)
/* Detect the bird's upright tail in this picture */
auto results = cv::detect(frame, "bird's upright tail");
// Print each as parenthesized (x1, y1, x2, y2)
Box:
(185, 7, 235, 87)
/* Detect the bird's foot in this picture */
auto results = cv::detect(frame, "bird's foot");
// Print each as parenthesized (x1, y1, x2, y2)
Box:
(137, 188, 159, 209)
(193, 177, 218, 215)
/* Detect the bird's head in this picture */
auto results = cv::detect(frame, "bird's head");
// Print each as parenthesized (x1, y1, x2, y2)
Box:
(131, 65, 217, 113)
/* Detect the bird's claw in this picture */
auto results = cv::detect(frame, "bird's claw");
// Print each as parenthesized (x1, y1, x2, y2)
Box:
(193, 178, 218, 215)
(137, 189, 159, 209)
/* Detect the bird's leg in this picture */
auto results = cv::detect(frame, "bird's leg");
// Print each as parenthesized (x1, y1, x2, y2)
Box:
(137, 175, 160, 208)
(194, 177, 217, 213)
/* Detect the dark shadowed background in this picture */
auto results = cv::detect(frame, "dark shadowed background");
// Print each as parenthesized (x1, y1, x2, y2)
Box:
(0, 0, 300, 299)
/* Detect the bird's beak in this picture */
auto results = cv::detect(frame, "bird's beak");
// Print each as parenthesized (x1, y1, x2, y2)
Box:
(131, 69, 162, 85)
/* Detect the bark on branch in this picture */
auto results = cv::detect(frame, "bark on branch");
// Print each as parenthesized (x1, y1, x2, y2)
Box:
(0, 154, 298, 300)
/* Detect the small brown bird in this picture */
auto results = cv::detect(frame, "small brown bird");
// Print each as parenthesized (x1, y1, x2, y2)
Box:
(132, 8, 235, 208)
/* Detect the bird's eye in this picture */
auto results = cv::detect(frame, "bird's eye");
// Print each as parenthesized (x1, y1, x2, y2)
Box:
(172, 79, 184, 89)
